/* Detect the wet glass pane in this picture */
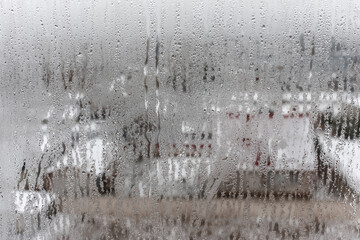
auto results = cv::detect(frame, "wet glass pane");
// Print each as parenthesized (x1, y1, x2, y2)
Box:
(2, 0, 360, 239)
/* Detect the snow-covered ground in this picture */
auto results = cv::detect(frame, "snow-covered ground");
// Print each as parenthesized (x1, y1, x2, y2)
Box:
(318, 134, 360, 194)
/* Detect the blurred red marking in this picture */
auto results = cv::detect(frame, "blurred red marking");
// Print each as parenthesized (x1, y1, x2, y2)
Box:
(227, 111, 310, 119)
(255, 151, 261, 166)
(242, 138, 251, 147)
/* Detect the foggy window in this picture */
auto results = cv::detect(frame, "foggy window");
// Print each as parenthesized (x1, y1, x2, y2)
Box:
(2, 0, 360, 239)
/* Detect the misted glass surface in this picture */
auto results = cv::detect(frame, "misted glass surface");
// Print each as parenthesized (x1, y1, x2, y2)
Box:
(2, 0, 360, 239)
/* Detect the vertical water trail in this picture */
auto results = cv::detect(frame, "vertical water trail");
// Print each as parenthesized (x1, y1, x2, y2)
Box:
(143, 38, 151, 159)
(153, 0, 162, 158)
(143, 0, 151, 158)
(154, 39, 161, 158)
